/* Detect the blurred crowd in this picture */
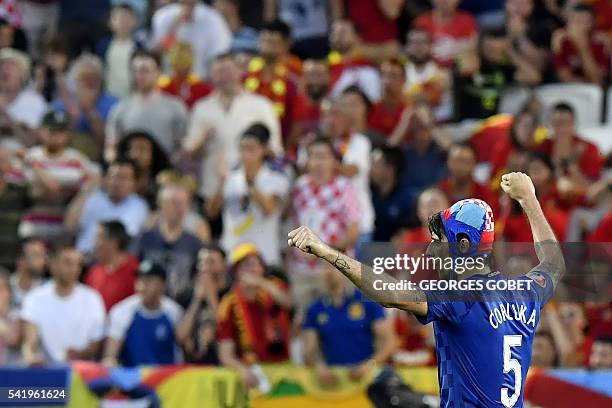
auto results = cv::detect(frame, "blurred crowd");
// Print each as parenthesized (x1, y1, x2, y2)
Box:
(0, 0, 611, 390)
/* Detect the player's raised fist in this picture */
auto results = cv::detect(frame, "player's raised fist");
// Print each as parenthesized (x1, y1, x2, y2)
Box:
(287, 225, 328, 257)
(501, 172, 536, 203)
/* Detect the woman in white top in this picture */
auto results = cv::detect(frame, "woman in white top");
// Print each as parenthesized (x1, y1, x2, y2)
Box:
(207, 123, 289, 266)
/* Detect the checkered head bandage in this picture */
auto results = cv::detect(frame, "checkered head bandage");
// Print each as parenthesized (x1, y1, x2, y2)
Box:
(440, 198, 495, 259)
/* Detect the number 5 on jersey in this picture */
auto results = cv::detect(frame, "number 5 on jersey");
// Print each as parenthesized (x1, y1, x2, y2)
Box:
(501, 335, 522, 408)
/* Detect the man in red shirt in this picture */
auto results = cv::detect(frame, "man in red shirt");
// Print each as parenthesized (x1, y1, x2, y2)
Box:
(289, 59, 330, 160)
(438, 143, 497, 213)
(548, 102, 603, 185)
(85, 220, 138, 311)
(217, 243, 292, 388)
(368, 59, 408, 138)
(552, 3, 610, 85)
(158, 42, 212, 109)
(412, 0, 478, 68)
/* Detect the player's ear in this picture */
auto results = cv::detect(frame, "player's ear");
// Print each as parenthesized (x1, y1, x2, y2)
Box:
(457, 234, 471, 255)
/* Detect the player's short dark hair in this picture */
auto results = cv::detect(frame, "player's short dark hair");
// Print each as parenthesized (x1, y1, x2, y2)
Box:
(99, 220, 131, 251)
(262, 19, 292, 40)
(131, 48, 161, 68)
(341, 85, 373, 114)
(378, 145, 405, 174)
(552, 102, 575, 117)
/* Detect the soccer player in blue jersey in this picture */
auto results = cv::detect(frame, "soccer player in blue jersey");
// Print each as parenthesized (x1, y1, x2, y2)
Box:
(288, 172, 565, 408)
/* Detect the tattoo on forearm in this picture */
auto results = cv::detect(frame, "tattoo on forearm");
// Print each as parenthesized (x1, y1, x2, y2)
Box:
(333, 252, 350, 272)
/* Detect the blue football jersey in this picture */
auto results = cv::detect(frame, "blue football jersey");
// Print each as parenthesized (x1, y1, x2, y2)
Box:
(417, 270, 554, 408)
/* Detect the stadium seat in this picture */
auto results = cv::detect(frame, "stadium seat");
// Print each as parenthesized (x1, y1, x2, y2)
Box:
(535, 83, 603, 128)
(578, 126, 612, 155)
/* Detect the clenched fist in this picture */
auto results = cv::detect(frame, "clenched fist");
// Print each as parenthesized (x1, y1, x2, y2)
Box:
(287, 225, 328, 258)
(501, 172, 536, 203)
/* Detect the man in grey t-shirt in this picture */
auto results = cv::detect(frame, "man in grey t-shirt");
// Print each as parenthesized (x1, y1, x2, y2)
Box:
(106, 50, 187, 161)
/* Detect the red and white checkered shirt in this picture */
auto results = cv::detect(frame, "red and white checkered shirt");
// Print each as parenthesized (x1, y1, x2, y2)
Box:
(291, 174, 361, 271)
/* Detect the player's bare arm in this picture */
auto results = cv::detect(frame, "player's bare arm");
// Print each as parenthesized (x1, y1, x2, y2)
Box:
(287, 226, 428, 316)
(501, 172, 566, 287)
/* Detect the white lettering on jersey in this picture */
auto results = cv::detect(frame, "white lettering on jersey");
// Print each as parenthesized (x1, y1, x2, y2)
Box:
(489, 303, 537, 330)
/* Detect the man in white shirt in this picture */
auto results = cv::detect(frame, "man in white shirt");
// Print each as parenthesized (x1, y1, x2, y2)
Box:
(151, 0, 231, 78)
(0, 48, 47, 151)
(21, 246, 106, 365)
(183, 53, 282, 200)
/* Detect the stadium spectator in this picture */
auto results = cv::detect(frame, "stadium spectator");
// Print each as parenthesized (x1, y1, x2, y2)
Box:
(397, 187, 449, 245)
(183, 53, 281, 201)
(403, 28, 450, 120)
(412, 0, 478, 68)
(20, 110, 98, 242)
(331, 0, 402, 48)
(218, 244, 291, 387)
(67, 158, 149, 255)
(10, 238, 47, 309)
(177, 245, 230, 364)
(146, 171, 211, 245)
(322, 95, 374, 254)
(552, 3, 610, 85)
(531, 331, 559, 367)
(21, 246, 106, 365)
(53, 53, 118, 161)
(439, 143, 496, 210)
(453, 27, 541, 121)
(0, 269, 20, 365)
(278, 0, 331, 59)
(85, 221, 139, 312)
(98, 3, 140, 99)
(292, 137, 360, 306)
(116, 130, 172, 208)
(340, 86, 384, 149)
(489, 108, 547, 189)
(105, 50, 188, 161)
(0, 48, 47, 149)
(327, 19, 382, 101)
(397, 101, 450, 190)
(589, 337, 612, 369)
(103, 260, 183, 367)
(151, 0, 231, 78)
(157, 42, 212, 110)
(207, 124, 289, 266)
(0, 146, 31, 269)
(370, 146, 417, 242)
(213, 0, 259, 54)
(20, 0, 60, 57)
(57, 0, 110, 59)
(289, 59, 329, 158)
(33, 36, 69, 104)
(391, 309, 435, 367)
(504, 0, 555, 82)
(0, 17, 27, 53)
(368, 59, 408, 139)
(303, 261, 395, 386)
(134, 182, 203, 303)
(244, 20, 300, 141)
(548, 102, 603, 185)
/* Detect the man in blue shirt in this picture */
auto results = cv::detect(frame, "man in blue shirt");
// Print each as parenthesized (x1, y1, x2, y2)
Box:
(103, 260, 183, 367)
(302, 262, 395, 387)
(289, 172, 564, 407)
